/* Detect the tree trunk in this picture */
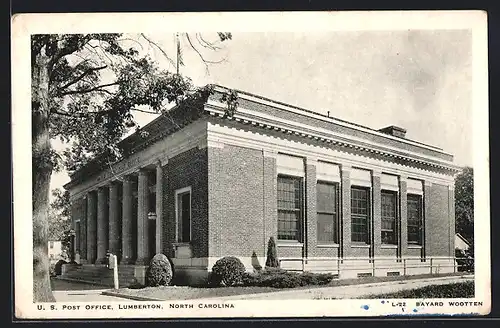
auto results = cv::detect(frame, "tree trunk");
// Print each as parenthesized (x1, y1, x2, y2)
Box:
(32, 47, 55, 302)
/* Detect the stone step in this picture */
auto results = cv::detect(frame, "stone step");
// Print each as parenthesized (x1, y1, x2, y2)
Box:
(60, 264, 138, 287)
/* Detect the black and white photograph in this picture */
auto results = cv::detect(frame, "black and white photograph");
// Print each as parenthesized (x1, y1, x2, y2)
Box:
(12, 11, 490, 318)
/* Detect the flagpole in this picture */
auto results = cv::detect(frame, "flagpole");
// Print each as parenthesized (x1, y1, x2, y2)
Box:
(176, 32, 180, 75)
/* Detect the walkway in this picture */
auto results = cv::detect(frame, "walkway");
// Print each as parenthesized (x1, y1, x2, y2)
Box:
(51, 278, 124, 302)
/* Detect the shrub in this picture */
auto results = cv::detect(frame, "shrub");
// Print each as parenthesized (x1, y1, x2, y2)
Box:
(53, 259, 68, 276)
(455, 248, 474, 273)
(265, 237, 279, 268)
(260, 271, 302, 288)
(299, 272, 334, 286)
(146, 253, 173, 287)
(211, 256, 246, 287)
(242, 269, 334, 288)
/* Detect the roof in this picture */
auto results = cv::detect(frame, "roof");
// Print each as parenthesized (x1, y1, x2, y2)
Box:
(455, 233, 472, 246)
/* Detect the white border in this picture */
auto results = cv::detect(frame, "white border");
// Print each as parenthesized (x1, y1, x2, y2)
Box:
(11, 10, 489, 318)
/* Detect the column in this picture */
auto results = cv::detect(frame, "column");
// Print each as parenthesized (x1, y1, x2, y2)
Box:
(372, 171, 382, 257)
(108, 182, 121, 258)
(305, 158, 317, 258)
(121, 175, 134, 264)
(341, 165, 351, 259)
(136, 169, 150, 265)
(80, 196, 87, 263)
(155, 161, 163, 254)
(74, 221, 81, 258)
(399, 177, 408, 257)
(86, 191, 97, 264)
(96, 186, 109, 264)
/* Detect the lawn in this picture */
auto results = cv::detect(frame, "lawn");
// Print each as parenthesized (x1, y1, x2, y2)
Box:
(108, 272, 470, 301)
(363, 281, 474, 299)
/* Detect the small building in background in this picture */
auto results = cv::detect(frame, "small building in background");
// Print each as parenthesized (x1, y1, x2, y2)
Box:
(48, 240, 63, 263)
(455, 233, 471, 251)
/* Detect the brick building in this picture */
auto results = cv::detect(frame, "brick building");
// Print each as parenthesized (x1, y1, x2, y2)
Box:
(64, 85, 460, 285)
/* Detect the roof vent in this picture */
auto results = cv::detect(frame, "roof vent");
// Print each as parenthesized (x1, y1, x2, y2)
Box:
(378, 125, 406, 138)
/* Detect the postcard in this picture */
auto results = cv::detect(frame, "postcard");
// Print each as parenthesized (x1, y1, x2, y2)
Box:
(11, 10, 490, 318)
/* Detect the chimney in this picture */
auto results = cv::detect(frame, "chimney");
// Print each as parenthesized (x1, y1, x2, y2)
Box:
(378, 125, 407, 138)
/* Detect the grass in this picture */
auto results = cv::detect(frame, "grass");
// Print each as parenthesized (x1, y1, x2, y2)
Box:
(363, 281, 475, 299)
(111, 285, 279, 300)
(110, 272, 471, 301)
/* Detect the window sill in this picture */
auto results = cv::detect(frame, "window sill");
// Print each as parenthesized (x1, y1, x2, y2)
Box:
(277, 241, 304, 248)
(317, 244, 340, 248)
(408, 245, 423, 249)
(351, 244, 370, 248)
(381, 244, 398, 249)
(172, 242, 191, 247)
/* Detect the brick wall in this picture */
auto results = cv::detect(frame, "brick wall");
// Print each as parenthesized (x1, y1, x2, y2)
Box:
(305, 163, 317, 258)
(162, 147, 209, 259)
(426, 183, 452, 257)
(207, 145, 268, 259)
(340, 168, 351, 258)
(372, 175, 382, 257)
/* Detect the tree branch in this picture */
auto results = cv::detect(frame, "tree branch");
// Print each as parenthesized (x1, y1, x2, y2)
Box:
(60, 82, 119, 96)
(50, 35, 93, 66)
(58, 65, 108, 90)
(131, 108, 160, 115)
(185, 33, 225, 65)
(197, 33, 221, 51)
(140, 33, 176, 68)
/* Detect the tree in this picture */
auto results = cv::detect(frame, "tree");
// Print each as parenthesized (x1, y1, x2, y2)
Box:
(31, 33, 234, 302)
(455, 166, 474, 244)
(265, 237, 279, 268)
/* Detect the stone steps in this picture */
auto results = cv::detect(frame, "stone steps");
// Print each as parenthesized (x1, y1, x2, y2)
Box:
(60, 264, 139, 287)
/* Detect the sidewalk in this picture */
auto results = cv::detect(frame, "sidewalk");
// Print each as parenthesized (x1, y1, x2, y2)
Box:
(195, 274, 474, 301)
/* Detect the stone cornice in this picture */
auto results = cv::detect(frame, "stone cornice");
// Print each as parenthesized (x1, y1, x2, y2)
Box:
(211, 85, 448, 155)
(204, 104, 460, 176)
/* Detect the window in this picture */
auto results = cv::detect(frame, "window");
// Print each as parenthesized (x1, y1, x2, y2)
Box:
(407, 194, 423, 245)
(277, 175, 303, 241)
(381, 191, 397, 245)
(317, 182, 339, 243)
(49, 241, 54, 249)
(351, 187, 370, 243)
(175, 187, 191, 243)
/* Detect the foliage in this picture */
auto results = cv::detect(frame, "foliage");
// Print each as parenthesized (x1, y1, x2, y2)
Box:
(265, 236, 279, 268)
(455, 244, 474, 273)
(210, 256, 246, 287)
(32, 33, 234, 173)
(146, 254, 173, 287)
(242, 269, 334, 288)
(455, 167, 474, 243)
(48, 188, 72, 258)
(364, 281, 474, 299)
(31, 32, 233, 301)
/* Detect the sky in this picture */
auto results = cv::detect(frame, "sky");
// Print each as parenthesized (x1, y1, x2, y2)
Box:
(50, 30, 473, 194)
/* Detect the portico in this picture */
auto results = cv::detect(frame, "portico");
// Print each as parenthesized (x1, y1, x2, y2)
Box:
(78, 162, 163, 266)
